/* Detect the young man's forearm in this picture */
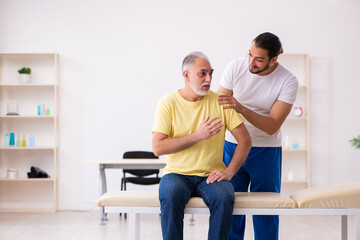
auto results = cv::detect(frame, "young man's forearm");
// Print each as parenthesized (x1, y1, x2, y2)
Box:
(206, 124, 251, 184)
(225, 137, 251, 178)
(218, 87, 292, 135)
(239, 106, 279, 135)
(224, 123, 252, 178)
(238, 100, 292, 135)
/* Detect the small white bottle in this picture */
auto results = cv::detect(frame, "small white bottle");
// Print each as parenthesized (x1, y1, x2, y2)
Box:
(283, 135, 290, 149)
(29, 134, 35, 147)
(287, 171, 294, 181)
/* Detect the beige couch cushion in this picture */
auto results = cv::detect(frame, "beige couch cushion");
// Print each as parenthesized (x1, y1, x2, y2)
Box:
(97, 191, 296, 209)
(97, 191, 208, 208)
(167, 193, 296, 209)
(290, 182, 360, 208)
(234, 192, 296, 208)
(97, 191, 159, 207)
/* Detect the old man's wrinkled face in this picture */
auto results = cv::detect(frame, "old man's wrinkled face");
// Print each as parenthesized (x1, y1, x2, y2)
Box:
(188, 58, 213, 96)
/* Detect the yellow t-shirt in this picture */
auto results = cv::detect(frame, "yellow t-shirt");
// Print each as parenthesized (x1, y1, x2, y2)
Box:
(152, 90, 244, 176)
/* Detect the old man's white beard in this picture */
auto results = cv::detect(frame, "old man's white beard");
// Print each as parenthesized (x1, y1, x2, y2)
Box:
(189, 79, 210, 96)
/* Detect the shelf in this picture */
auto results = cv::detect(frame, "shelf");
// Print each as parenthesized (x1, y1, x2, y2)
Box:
(286, 116, 307, 120)
(278, 54, 310, 193)
(0, 53, 57, 56)
(0, 83, 56, 87)
(282, 148, 307, 152)
(0, 147, 55, 150)
(0, 203, 56, 213)
(281, 180, 308, 184)
(0, 115, 55, 119)
(0, 53, 58, 212)
(0, 178, 54, 182)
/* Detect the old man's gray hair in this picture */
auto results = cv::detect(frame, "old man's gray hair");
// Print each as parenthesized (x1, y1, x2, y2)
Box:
(181, 52, 209, 73)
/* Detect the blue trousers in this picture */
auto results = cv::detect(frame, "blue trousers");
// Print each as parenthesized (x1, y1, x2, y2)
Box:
(159, 173, 235, 240)
(223, 141, 282, 240)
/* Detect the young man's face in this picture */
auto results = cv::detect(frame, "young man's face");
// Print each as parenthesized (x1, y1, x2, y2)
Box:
(188, 58, 214, 96)
(248, 41, 272, 75)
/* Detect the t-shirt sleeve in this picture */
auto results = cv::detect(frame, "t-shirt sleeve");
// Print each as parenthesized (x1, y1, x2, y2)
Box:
(220, 60, 236, 91)
(152, 96, 172, 135)
(278, 75, 299, 104)
(224, 108, 245, 131)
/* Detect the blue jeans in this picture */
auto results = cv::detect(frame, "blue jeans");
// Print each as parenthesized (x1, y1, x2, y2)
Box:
(159, 173, 235, 240)
(223, 141, 282, 240)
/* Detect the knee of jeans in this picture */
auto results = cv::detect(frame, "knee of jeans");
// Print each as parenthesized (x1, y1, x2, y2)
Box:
(207, 192, 234, 213)
(159, 185, 189, 206)
(222, 191, 235, 206)
(208, 184, 235, 207)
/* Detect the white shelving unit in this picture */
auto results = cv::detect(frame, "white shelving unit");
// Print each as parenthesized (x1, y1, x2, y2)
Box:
(0, 53, 58, 212)
(278, 54, 310, 194)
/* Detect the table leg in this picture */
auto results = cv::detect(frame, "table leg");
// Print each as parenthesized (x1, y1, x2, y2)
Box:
(99, 164, 107, 195)
(99, 164, 108, 223)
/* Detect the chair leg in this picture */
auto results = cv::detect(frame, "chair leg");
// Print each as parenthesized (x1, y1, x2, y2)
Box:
(189, 214, 195, 225)
(120, 179, 123, 217)
(124, 180, 127, 218)
(119, 180, 127, 218)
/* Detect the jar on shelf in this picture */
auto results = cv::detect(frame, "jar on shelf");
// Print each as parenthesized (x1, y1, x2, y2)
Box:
(7, 169, 19, 179)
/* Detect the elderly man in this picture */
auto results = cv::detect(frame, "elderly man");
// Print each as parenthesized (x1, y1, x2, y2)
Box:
(152, 52, 251, 240)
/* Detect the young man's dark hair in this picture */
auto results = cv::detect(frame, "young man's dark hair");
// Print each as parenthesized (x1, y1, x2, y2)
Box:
(253, 32, 283, 59)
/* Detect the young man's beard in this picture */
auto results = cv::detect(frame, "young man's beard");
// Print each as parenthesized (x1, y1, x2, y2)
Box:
(249, 63, 270, 74)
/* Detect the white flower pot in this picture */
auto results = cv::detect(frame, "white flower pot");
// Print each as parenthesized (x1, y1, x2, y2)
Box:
(19, 74, 30, 84)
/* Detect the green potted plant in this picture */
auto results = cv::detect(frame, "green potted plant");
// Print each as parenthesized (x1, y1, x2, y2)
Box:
(18, 67, 31, 84)
(350, 135, 360, 149)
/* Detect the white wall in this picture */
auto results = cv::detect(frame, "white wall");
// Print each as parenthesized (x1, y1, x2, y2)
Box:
(0, 0, 359, 210)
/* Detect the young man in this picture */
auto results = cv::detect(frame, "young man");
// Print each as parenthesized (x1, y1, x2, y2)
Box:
(218, 32, 299, 240)
(152, 52, 251, 240)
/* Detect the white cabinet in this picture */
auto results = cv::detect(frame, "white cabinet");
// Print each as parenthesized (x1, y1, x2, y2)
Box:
(278, 54, 310, 193)
(0, 53, 58, 212)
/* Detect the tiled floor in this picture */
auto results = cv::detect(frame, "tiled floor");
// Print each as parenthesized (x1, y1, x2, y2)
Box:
(0, 211, 356, 239)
